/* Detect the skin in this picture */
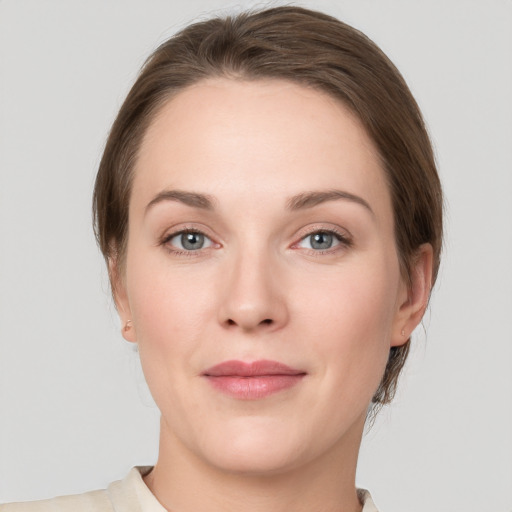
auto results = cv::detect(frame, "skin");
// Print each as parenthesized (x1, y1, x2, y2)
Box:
(113, 78, 433, 512)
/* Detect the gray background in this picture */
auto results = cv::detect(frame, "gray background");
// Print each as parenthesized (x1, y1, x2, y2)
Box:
(1, 1, 511, 511)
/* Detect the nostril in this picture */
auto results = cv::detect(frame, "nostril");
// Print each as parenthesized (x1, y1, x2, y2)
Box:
(224, 317, 275, 328)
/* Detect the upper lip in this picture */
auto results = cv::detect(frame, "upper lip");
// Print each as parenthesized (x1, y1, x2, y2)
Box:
(203, 359, 306, 377)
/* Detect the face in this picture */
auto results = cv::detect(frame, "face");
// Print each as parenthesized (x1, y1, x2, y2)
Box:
(116, 78, 413, 475)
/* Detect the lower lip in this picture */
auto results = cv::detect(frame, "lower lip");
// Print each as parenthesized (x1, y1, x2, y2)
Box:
(204, 374, 305, 399)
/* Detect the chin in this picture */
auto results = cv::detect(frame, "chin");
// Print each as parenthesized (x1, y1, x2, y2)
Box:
(190, 416, 316, 476)
(204, 441, 303, 476)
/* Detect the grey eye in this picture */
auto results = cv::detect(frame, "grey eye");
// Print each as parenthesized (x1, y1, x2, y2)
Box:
(298, 231, 342, 251)
(309, 232, 334, 250)
(182, 232, 205, 250)
(169, 231, 212, 251)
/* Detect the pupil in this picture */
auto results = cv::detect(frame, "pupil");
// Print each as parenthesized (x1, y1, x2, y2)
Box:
(182, 232, 204, 250)
(311, 232, 332, 250)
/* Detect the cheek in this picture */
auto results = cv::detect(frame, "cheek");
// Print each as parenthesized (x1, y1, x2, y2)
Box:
(125, 250, 217, 372)
(298, 258, 398, 338)
(295, 258, 400, 394)
(125, 260, 219, 420)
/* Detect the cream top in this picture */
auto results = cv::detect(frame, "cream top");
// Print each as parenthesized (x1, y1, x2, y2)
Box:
(2, 467, 379, 511)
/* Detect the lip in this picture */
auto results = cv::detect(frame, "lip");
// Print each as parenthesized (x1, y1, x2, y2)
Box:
(202, 359, 306, 399)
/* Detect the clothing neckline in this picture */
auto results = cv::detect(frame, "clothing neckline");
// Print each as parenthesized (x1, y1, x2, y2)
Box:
(112, 466, 379, 512)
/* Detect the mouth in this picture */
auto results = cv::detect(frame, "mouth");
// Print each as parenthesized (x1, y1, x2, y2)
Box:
(202, 360, 306, 400)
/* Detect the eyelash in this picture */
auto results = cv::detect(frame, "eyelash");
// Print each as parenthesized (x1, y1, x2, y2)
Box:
(160, 227, 352, 257)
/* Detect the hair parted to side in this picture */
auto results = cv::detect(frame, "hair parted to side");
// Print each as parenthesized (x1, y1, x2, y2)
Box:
(93, 6, 443, 405)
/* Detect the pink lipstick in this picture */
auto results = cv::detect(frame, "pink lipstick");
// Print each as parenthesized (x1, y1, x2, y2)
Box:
(202, 360, 306, 399)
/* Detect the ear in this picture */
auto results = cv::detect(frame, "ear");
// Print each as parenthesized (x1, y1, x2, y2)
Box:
(109, 256, 137, 343)
(391, 243, 434, 347)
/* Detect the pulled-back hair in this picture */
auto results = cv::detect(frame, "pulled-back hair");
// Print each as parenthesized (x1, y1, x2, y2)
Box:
(93, 6, 443, 405)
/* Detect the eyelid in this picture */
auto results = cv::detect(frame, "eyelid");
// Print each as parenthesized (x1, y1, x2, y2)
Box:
(160, 223, 217, 241)
(162, 228, 210, 243)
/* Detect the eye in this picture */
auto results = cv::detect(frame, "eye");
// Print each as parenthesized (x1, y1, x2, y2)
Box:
(166, 230, 213, 251)
(296, 230, 349, 251)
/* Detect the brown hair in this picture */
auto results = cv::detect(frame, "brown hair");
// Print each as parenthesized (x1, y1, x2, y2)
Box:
(93, 6, 443, 405)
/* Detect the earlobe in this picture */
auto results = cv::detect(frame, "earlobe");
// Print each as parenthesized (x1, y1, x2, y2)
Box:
(122, 319, 136, 342)
(391, 243, 434, 347)
(108, 257, 137, 343)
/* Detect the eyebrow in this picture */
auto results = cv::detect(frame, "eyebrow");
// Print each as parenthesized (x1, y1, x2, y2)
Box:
(145, 188, 373, 216)
(145, 189, 216, 213)
(286, 189, 374, 215)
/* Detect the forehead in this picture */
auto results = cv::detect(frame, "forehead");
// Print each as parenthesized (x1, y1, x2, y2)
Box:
(133, 78, 391, 218)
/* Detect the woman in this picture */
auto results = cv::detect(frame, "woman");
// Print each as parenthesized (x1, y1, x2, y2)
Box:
(3, 6, 442, 511)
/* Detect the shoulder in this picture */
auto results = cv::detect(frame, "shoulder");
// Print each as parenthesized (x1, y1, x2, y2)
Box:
(359, 489, 380, 511)
(0, 489, 113, 512)
(1, 466, 159, 512)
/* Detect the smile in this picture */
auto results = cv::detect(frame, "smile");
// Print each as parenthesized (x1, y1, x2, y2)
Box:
(202, 360, 306, 399)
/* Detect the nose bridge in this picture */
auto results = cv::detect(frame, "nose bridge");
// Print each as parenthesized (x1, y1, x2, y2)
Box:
(218, 237, 287, 331)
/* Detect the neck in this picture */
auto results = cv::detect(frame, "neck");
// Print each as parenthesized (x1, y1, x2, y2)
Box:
(144, 415, 365, 512)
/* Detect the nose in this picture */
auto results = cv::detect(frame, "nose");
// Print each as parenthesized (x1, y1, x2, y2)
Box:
(217, 249, 289, 333)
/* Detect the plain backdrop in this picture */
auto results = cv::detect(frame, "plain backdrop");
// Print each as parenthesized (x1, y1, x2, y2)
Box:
(1, 1, 511, 511)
